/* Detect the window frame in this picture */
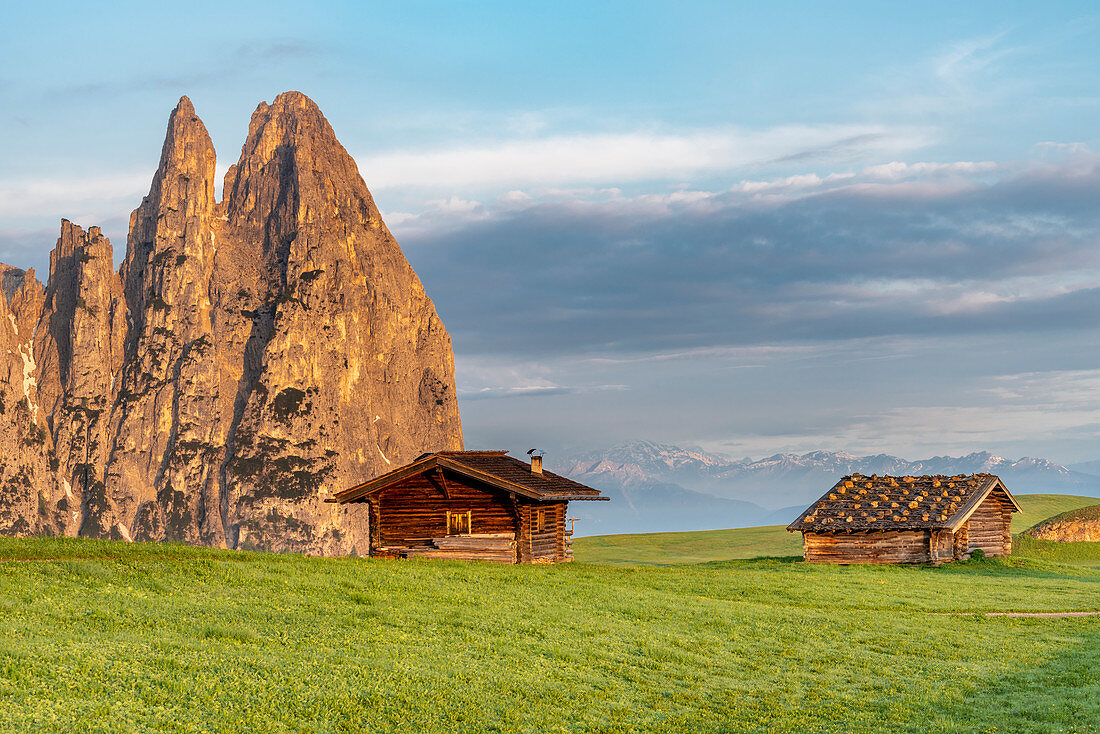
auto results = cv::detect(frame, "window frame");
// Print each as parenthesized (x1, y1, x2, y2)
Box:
(445, 510, 472, 535)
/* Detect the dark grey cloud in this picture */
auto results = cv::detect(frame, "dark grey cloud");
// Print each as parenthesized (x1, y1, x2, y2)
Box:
(0, 227, 56, 276)
(400, 156, 1100, 359)
(769, 133, 888, 164)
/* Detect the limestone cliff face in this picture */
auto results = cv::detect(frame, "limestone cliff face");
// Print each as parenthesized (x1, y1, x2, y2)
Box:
(0, 92, 463, 553)
(0, 268, 51, 535)
(33, 221, 126, 537)
(220, 92, 462, 553)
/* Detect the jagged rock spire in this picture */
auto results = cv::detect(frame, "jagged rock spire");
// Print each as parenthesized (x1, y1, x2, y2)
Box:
(0, 92, 463, 554)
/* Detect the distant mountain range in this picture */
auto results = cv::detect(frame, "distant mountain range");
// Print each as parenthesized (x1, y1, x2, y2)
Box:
(559, 440, 1100, 536)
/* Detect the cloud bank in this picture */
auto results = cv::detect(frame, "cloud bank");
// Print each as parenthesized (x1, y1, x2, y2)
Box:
(394, 152, 1100, 360)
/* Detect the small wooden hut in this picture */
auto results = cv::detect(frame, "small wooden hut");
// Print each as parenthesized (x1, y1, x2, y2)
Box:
(787, 473, 1019, 564)
(331, 450, 607, 563)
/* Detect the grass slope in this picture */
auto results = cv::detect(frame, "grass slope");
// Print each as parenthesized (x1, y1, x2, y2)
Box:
(1, 538, 1099, 732)
(1014, 536, 1100, 566)
(576, 493, 1100, 566)
(1025, 503, 1100, 534)
(1011, 494, 1100, 532)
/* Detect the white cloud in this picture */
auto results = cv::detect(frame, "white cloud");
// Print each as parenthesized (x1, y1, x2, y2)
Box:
(861, 160, 999, 180)
(932, 33, 1011, 88)
(0, 172, 149, 218)
(356, 124, 933, 191)
(984, 369, 1100, 408)
(1033, 141, 1091, 156)
(424, 196, 482, 213)
(455, 355, 627, 401)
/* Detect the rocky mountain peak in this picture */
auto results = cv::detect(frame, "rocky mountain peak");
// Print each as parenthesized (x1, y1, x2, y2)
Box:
(0, 92, 463, 554)
(225, 89, 383, 247)
(152, 95, 216, 215)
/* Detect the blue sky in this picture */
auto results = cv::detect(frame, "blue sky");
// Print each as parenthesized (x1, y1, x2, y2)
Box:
(3, 1, 1100, 464)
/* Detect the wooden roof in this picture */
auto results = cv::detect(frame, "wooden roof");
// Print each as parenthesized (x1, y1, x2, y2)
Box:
(332, 450, 609, 504)
(787, 473, 1020, 534)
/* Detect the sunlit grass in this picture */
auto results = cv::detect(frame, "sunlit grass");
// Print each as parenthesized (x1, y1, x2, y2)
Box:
(1, 537, 1098, 732)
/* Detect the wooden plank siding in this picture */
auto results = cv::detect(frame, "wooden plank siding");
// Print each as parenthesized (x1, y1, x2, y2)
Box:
(375, 473, 518, 551)
(929, 529, 953, 564)
(803, 530, 932, 564)
(526, 503, 567, 563)
(961, 492, 1013, 557)
(365, 472, 577, 564)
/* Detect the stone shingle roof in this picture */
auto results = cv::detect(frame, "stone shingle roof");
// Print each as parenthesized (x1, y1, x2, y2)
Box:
(787, 473, 1018, 533)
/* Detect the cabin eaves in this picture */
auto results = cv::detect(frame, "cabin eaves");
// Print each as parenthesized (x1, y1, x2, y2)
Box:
(332, 450, 609, 505)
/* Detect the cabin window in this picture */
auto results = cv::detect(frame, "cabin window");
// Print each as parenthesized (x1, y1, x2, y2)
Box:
(534, 508, 546, 533)
(446, 510, 471, 535)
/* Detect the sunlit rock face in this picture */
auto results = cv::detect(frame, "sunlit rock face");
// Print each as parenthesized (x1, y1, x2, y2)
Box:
(0, 92, 463, 554)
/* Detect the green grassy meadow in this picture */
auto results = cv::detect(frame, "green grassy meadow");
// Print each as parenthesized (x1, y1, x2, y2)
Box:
(574, 524, 800, 566)
(1, 496, 1099, 732)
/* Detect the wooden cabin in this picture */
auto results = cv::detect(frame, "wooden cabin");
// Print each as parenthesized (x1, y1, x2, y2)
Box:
(787, 473, 1020, 564)
(331, 450, 608, 563)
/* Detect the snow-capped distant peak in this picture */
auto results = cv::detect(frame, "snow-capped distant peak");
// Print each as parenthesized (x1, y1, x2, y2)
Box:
(562, 442, 1087, 505)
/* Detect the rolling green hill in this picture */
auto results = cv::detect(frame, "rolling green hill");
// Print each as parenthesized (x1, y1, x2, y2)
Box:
(574, 524, 799, 565)
(1010, 494, 1100, 532)
(575, 493, 1100, 566)
(1, 537, 1099, 732)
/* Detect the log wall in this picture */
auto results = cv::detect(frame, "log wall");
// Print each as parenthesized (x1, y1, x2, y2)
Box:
(526, 503, 567, 562)
(369, 473, 571, 564)
(962, 492, 1013, 556)
(952, 523, 968, 560)
(516, 505, 532, 564)
(802, 530, 931, 564)
(375, 474, 517, 549)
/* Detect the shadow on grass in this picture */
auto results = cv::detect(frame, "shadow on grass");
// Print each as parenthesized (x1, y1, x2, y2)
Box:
(937, 623, 1100, 732)
(695, 555, 804, 568)
(937, 556, 1100, 583)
